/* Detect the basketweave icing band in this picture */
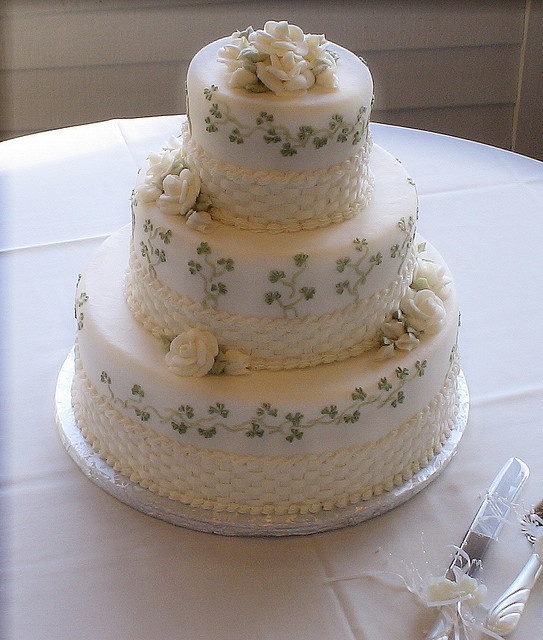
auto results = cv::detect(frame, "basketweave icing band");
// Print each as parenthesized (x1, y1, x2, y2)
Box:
(182, 127, 374, 231)
(125, 244, 418, 370)
(72, 348, 459, 515)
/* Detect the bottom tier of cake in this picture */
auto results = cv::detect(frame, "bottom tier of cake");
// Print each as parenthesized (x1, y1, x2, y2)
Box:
(72, 226, 462, 516)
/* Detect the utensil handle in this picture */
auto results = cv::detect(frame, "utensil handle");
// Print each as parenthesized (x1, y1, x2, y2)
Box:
(425, 609, 453, 640)
(486, 553, 542, 636)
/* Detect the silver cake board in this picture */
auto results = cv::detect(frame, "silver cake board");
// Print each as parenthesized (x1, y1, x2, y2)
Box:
(55, 350, 469, 537)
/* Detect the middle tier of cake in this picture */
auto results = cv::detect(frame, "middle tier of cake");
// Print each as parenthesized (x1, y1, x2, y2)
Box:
(127, 143, 418, 371)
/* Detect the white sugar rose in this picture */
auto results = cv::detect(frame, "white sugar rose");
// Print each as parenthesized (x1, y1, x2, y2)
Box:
(395, 331, 420, 351)
(256, 57, 312, 93)
(186, 209, 214, 233)
(256, 52, 315, 94)
(211, 349, 250, 376)
(222, 349, 250, 376)
(427, 574, 487, 606)
(166, 135, 183, 151)
(157, 169, 201, 216)
(146, 149, 184, 187)
(134, 181, 162, 204)
(400, 288, 446, 335)
(375, 343, 396, 361)
(412, 257, 452, 300)
(375, 317, 420, 361)
(229, 67, 259, 89)
(250, 21, 309, 58)
(218, 43, 242, 67)
(165, 329, 219, 377)
(305, 34, 339, 89)
(380, 318, 407, 342)
(218, 29, 262, 88)
(314, 65, 339, 89)
(217, 40, 250, 72)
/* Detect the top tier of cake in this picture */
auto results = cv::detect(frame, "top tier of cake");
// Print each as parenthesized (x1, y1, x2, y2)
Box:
(183, 22, 375, 230)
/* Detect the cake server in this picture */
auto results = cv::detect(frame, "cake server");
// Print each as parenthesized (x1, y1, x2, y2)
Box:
(485, 498, 543, 636)
(425, 457, 529, 640)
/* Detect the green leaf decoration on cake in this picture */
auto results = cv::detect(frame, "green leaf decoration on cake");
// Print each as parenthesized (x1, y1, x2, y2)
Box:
(256, 403, 278, 418)
(198, 427, 217, 439)
(378, 377, 393, 392)
(281, 142, 298, 157)
(246, 423, 265, 438)
(135, 408, 151, 422)
(321, 405, 339, 419)
(264, 129, 281, 144)
(286, 428, 303, 442)
(297, 125, 314, 142)
(229, 128, 244, 144)
(132, 384, 144, 398)
(343, 410, 361, 424)
(416, 360, 428, 376)
(335, 238, 383, 301)
(97, 357, 434, 444)
(208, 403, 229, 418)
(390, 216, 417, 273)
(171, 421, 188, 434)
(313, 136, 328, 149)
(140, 219, 172, 278)
(265, 253, 316, 317)
(202, 85, 368, 158)
(74, 285, 89, 331)
(256, 112, 274, 125)
(188, 241, 235, 310)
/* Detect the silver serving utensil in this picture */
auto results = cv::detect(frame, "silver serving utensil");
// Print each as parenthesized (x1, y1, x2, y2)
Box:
(425, 458, 529, 640)
(485, 499, 543, 636)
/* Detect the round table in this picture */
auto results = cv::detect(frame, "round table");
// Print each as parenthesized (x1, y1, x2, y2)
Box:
(2, 117, 543, 640)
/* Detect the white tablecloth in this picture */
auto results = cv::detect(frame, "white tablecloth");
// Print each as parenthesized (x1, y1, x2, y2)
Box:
(2, 117, 543, 640)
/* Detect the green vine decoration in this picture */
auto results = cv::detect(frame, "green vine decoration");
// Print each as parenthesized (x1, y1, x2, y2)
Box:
(203, 85, 368, 158)
(390, 215, 416, 273)
(188, 241, 235, 310)
(75, 274, 89, 331)
(98, 358, 429, 444)
(335, 238, 383, 301)
(140, 219, 172, 279)
(265, 253, 315, 317)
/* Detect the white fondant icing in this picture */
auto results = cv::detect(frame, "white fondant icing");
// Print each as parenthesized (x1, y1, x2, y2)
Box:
(186, 38, 373, 171)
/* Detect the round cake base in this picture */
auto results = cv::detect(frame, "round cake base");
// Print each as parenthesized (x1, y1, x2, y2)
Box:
(55, 350, 469, 537)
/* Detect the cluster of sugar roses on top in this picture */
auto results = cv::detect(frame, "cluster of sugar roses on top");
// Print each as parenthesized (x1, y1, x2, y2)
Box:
(218, 21, 339, 95)
(134, 136, 213, 233)
(376, 245, 452, 360)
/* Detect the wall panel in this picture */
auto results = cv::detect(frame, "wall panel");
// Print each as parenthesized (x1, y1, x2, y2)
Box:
(1, 0, 539, 159)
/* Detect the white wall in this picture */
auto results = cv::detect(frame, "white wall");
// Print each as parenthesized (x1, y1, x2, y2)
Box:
(1, 0, 542, 159)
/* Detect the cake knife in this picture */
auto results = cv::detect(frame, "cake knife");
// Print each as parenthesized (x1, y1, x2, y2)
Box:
(425, 457, 529, 640)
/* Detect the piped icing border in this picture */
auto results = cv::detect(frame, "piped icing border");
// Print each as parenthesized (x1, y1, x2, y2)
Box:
(72, 346, 460, 515)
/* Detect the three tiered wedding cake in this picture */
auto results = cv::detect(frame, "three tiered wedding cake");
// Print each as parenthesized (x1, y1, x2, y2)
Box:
(70, 22, 462, 521)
